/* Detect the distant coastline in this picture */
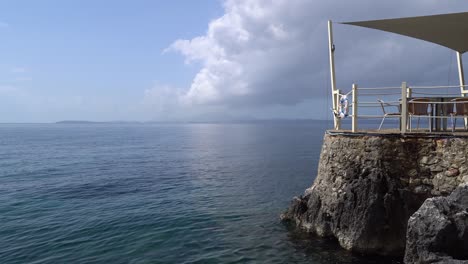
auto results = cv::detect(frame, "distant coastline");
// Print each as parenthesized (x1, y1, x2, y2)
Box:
(55, 119, 330, 125)
(55, 120, 142, 124)
(54, 119, 387, 125)
(0, 119, 392, 125)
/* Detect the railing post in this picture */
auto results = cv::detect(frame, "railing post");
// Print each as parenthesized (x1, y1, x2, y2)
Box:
(352, 83, 358, 132)
(401, 82, 408, 134)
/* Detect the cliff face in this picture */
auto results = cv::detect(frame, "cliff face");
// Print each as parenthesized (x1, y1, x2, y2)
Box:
(281, 132, 468, 256)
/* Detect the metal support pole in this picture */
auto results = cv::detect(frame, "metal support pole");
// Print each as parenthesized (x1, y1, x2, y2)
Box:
(401, 82, 408, 134)
(328, 20, 340, 130)
(457, 52, 467, 127)
(352, 84, 358, 132)
(457, 52, 465, 96)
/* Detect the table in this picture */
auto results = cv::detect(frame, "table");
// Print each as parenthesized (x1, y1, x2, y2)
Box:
(432, 97, 454, 131)
(407, 97, 458, 132)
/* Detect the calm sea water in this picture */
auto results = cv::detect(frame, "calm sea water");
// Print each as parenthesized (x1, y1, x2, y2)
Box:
(0, 122, 401, 263)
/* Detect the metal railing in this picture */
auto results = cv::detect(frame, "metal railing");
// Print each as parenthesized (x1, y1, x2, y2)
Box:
(335, 82, 468, 133)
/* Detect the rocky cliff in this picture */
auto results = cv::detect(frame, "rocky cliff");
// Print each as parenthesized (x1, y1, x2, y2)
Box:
(281, 132, 468, 257)
(405, 184, 468, 263)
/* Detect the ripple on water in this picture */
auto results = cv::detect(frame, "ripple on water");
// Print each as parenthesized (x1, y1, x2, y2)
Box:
(0, 123, 401, 264)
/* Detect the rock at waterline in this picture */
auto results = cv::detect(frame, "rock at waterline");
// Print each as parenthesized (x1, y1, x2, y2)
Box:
(281, 133, 468, 257)
(404, 185, 468, 264)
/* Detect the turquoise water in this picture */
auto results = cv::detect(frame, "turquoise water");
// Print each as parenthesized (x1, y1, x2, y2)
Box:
(0, 123, 400, 263)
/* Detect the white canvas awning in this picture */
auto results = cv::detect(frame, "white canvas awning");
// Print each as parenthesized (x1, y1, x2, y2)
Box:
(342, 12, 468, 53)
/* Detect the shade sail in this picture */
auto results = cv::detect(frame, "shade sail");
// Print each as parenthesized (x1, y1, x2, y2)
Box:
(342, 12, 468, 53)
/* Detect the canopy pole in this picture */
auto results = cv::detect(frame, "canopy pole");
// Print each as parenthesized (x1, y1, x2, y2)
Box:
(457, 52, 466, 96)
(328, 20, 340, 129)
(456, 52, 467, 127)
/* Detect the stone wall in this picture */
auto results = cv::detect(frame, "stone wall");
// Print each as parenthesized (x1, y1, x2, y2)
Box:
(281, 132, 468, 256)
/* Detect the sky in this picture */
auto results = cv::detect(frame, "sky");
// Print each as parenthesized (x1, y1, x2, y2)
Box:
(1, 0, 468, 123)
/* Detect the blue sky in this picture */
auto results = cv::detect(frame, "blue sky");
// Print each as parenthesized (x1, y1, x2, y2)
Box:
(0, 0, 223, 122)
(1, 1, 468, 122)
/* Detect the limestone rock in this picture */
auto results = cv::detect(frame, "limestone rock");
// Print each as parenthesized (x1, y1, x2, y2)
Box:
(282, 132, 468, 257)
(404, 185, 468, 264)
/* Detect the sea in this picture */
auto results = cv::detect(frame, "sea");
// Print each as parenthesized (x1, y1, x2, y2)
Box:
(0, 122, 401, 263)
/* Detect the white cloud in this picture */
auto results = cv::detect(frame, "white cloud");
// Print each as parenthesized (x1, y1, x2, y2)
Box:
(15, 76, 32, 82)
(143, 84, 181, 111)
(141, 83, 238, 121)
(141, 83, 189, 121)
(166, 0, 468, 113)
(0, 85, 18, 94)
(11, 67, 27, 73)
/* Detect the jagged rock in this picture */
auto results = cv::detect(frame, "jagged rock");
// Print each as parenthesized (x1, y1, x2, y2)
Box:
(281, 133, 468, 256)
(404, 185, 468, 264)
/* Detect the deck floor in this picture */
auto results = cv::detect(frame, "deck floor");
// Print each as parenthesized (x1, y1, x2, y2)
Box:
(329, 128, 468, 138)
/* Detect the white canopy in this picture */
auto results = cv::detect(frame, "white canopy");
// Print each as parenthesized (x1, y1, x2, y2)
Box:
(342, 12, 468, 53)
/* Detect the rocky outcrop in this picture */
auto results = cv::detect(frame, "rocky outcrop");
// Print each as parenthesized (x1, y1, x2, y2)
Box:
(281, 132, 468, 256)
(404, 185, 468, 264)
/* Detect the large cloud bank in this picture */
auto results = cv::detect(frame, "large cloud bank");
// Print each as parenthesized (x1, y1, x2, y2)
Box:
(163, 0, 468, 118)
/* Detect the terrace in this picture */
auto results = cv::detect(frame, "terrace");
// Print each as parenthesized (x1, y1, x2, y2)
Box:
(328, 12, 468, 135)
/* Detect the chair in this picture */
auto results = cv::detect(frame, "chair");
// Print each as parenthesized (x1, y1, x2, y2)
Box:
(408, 98, 432, 132)
(450, 98, 468, 132)
(378, 99, 401, 130)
